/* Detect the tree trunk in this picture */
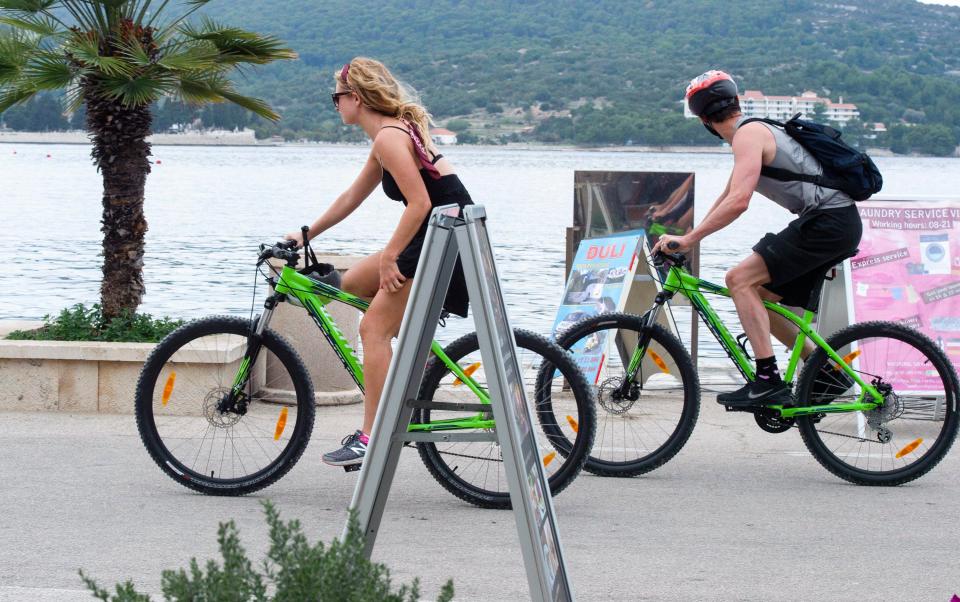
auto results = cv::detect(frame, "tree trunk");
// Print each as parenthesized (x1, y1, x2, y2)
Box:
(85, 89, 152, 324)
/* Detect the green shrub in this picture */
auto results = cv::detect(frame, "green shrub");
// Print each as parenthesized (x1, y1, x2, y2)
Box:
(80, 501, 454, 602)
(5, 304, 183, 343)
(444, 118, 471, 133)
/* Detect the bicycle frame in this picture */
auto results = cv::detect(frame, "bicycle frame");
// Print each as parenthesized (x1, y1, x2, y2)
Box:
(628, 261, 886, 418)
(262, 265, 494, 432)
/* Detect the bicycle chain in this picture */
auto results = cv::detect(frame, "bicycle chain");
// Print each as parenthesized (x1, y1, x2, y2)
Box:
(766, 422, 875, 443)
(814, 428, 873, 443)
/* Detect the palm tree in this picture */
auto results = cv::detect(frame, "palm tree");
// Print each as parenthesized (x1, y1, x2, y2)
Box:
(0, 1, 295, 322)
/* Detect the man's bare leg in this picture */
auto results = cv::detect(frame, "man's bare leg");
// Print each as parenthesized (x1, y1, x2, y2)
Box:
(718, 253, 794, 406)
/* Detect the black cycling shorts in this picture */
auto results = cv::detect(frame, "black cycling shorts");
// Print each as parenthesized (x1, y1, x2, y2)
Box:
(752, 204, 862, 310)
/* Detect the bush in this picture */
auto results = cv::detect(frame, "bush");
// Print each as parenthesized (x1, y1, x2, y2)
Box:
(80, 501, 455, 602)
(444, 118, 471, 133)
(5, 304, 183, 343)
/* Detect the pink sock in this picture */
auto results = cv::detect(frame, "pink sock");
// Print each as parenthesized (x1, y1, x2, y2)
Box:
(358, 431, 369, 445)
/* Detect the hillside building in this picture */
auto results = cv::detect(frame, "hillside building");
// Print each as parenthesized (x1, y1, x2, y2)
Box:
(431, 128, 458, 145)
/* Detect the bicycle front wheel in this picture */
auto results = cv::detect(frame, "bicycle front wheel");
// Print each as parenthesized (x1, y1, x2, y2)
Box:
(414, 329, 596, 509)
(556, 313, 700, 477)
(135, 316, 316, 495)
(796, 321, 959, 485)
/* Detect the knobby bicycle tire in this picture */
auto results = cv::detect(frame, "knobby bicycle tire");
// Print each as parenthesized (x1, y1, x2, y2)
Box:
(796, 320, 959, 485)
(135, 316, 315, 495)
(556, 313, 700, 477)
(414, 329, 596, 509)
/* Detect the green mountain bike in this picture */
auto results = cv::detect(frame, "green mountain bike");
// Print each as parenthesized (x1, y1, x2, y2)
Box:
(135, 235, 595, 509)
(554, 248, 958, 485)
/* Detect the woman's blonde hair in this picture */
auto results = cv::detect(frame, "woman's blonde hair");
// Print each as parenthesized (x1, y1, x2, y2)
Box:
(336, 57, 434, 146)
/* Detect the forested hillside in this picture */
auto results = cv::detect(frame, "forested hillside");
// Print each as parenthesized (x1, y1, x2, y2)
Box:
(4, 0, 959, 154)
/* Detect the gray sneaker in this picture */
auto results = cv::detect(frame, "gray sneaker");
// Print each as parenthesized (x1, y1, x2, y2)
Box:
(322, 430, 367, 466)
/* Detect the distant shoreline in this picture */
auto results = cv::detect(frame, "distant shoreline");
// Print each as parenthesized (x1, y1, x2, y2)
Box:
(0, 129, 915, 157)
(0, 129, 275, 147)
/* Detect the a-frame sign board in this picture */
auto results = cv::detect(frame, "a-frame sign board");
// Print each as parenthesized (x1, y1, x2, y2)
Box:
(346, 204, 574, 602)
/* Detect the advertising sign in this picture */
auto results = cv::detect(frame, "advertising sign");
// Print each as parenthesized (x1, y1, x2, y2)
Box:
(552, 231, 644, 381)
(850, 201, 960, 391)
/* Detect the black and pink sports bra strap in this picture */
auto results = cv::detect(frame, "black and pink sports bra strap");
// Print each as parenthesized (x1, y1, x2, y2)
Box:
(397, 118, 442, 180)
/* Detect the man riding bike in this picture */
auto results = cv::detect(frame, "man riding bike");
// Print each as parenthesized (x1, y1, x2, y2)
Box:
(653, 70, 862, 407)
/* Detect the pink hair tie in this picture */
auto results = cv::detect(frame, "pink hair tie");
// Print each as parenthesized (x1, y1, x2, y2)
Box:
(339, 63, 350, 84)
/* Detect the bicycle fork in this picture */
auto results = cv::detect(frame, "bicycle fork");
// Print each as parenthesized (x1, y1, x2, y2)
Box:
(224, 297, 277, 413)
(616, 294, 669, 399)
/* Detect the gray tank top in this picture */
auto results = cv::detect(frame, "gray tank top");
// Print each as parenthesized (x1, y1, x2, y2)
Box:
(737, 116, 854, 215)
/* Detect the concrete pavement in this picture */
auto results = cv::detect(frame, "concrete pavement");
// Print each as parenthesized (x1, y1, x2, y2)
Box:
(0, 400, 957, 601)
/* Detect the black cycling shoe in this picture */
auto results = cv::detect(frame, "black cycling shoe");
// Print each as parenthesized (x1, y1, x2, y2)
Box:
(717, 379, 793, 407)
(809, 365, 855, 403)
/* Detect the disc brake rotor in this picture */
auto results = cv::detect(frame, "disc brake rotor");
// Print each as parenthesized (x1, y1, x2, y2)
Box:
(204, 388, 243, 428)
(598, 376, 637, 415)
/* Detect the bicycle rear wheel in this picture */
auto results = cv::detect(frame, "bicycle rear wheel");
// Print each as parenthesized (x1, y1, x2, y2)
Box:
(555, 313, 700, 477)
(414, 329, 596, 509)
(135, 316, 315, 495)
(796, 321, 959, 485)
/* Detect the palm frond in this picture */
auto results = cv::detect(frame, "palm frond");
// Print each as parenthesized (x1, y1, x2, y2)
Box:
(116, 36, 152, 67)
(131, 0, 149, 23)
(67, 36, 134, 77)
(218, 89, 279, 121)
(0, 30, 38, 83)
(175, 71, 224, 103)
(0, 13, 65, 37)
(174, 72, 279, 121)
(98, 71, 172, 106)
(21, 51, 74, 89)
(64, 80, 84, 112)
(0, 84, 38, 112)
(179, 17, 297, 64)
(0, 0, 58, 12)
(60, 0, 106, 33)
(149, 0, 210, 33)
(154, 40, 219, 72)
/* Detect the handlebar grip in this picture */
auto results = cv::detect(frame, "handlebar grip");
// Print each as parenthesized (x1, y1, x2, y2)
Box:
(666, 241, 680, 251)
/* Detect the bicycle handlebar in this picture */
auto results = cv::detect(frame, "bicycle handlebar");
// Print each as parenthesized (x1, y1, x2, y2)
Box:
(258, 240, 300, 265)
(652, 248, 688, 268)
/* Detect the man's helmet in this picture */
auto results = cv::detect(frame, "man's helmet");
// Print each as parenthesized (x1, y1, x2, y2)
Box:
(685, 70, 739, 118)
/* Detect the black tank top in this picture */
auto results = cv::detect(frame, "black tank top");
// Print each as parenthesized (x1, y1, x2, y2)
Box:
(379, 126, 470, 204)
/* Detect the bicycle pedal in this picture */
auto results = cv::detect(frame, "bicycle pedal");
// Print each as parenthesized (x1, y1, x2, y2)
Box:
(342, 463, 362, 473)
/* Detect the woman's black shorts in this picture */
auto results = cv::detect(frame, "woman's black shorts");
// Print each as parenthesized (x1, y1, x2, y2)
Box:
(752, 204, 862, 310)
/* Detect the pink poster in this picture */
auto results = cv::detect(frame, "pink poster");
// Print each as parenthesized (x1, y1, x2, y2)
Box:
(850, 201, 960, 391)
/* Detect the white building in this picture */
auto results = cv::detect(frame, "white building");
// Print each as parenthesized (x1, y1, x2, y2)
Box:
(431, 127, 458, 145)
(685, 89, 860, 124)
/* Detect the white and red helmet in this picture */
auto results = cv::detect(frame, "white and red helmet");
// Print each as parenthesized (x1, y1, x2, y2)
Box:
(685, 70, 739, 118)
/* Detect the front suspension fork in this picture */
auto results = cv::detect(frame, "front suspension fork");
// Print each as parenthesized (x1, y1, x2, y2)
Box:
(228, 298, 277, 406)
(617, 298, 666, 398)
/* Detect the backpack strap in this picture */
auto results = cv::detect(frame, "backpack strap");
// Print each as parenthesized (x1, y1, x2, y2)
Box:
(737, 114, 848, 191)
(738, 116, 786, 129)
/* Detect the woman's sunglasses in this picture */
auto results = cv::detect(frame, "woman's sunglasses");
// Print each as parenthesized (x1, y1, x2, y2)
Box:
(331, 90, 353, 109)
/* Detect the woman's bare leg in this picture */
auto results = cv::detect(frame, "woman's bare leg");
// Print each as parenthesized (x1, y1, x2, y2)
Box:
(358, 281, 413, 434)
(341, 251, 382, 299)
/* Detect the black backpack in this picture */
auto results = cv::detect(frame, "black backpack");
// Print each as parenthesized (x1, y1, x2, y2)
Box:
(741, 112, 883, 201)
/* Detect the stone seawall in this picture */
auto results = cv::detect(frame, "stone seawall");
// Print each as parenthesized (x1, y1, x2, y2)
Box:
(0, 129, 270, 146)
